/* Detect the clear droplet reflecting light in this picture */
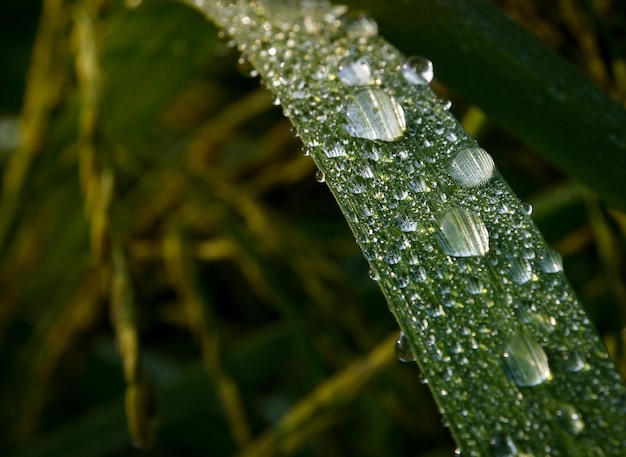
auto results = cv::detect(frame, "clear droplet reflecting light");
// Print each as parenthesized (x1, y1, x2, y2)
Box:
(401, 55, 434, 85)
(502, 334, 551, 387)
(448, 146, 495, 188)
(338, 56, 373, 86)
(395, 332, 416, 362)
(556, 403, 585, 435)
(438, 208, 490, 257)
(344, 88, 406, 141)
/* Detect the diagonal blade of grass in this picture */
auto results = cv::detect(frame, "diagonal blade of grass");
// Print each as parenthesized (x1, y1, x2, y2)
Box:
(187, 0, 626, 455)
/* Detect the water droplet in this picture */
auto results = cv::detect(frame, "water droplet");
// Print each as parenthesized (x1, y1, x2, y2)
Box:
(398, 217, 417, 232)
(338, 56, 373, 86)
(540, 249, 563, 273)
(489, 434, 518, 457)
(521, 202, 533, 216)
(384, 250, 402, 265)
(401, 56, 434, 85)
(438, 208, 489, 257)
(562, 350, 588, 373)
(349, 176, 368, 194)
(409, 177, 428, 193)
(323, 140, 346, 158)
(344, 88, 406, 141)
(315, 170, 325, 183)
(555, 404, 585, 435)
(340, 11, 378, 37)
(509, 258, 532, 285)
(368, 268, 380, 281)
(465, 277, 484, 294)
(502, 334, 551, 387)
(395, 332, 416, 362)
(448, 146, 495, 188)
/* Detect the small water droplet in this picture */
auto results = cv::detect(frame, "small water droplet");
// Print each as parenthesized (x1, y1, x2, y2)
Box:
(489, 434, 518, 457)
(465, 277, 484, 294)
(349, 176, 368, 194)
(401, 56, 434, 85)
(384, 250, 402, 265)
(502, 333, 551, 387)
(394, 332, 416, 362)
(368, 268, 380, 281)
(323, 139, 346, 158)
(438, 208, 490, 257)
(344, 88, 406, 141)
(562, 350, 589, 373)
(555, 404, 585, 435)
(315, 170, 325, 183)
(398, 217, 417, 232)
(409, 177, 428, 193)
(448, 146, 495, 188)
(540, 249, 563, 273)
(340, 11, 378, 37)
(521, 202, 533, 216)
(509, 258, 532, 285)
(338, 56, 373, 86)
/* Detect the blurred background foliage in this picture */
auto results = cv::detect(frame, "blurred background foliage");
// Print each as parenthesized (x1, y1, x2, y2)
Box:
(0, 0, 625, 456)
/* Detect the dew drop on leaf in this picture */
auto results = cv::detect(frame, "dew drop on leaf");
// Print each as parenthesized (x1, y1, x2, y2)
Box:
(340, 11, 378, 38)
(501, 333, 551, 387)
(401, 55, 434, 85)
(438, 208, 490, 257)
(395, 331, 416, 362)
(488, 433, 518, 457)
(344, 88, 406, 141)
(521, 202, 533, 216)
(555, 403, 585, 435)
(448, 146, 495, 188)
(509, 258, 532, 285)
(562, 350, 589, 373)
(540, 249, 563, 273)
(368, 268, 380, 281)
(323, 139, 346, 158)
(338, 56, 373, 86)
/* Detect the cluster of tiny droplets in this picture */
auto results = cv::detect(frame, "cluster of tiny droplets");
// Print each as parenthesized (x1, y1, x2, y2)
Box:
(188, 0, 626, 455)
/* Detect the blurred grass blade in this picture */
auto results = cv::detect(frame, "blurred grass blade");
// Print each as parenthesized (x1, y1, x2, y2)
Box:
(236, 332, 397, 457)
(110, 239, 157, 449)
(344, 0, 626, 211)
(164, 227, 251, 447)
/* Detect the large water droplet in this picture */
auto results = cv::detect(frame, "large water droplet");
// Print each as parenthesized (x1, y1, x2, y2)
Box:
(540, 249, 563, 273)
(401, 56, 434, 85)
(344, 88, 406, 141)
(448, 146, 495, 188)
(502, 334, 551, 387)
(555, 404, 585, 435)
(438, 208, 490, 257)
(315, 170, 325, 183)
(338, 56, 373, 86)
(340, 11, 378, 37)
(395, 332, 416, 362)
